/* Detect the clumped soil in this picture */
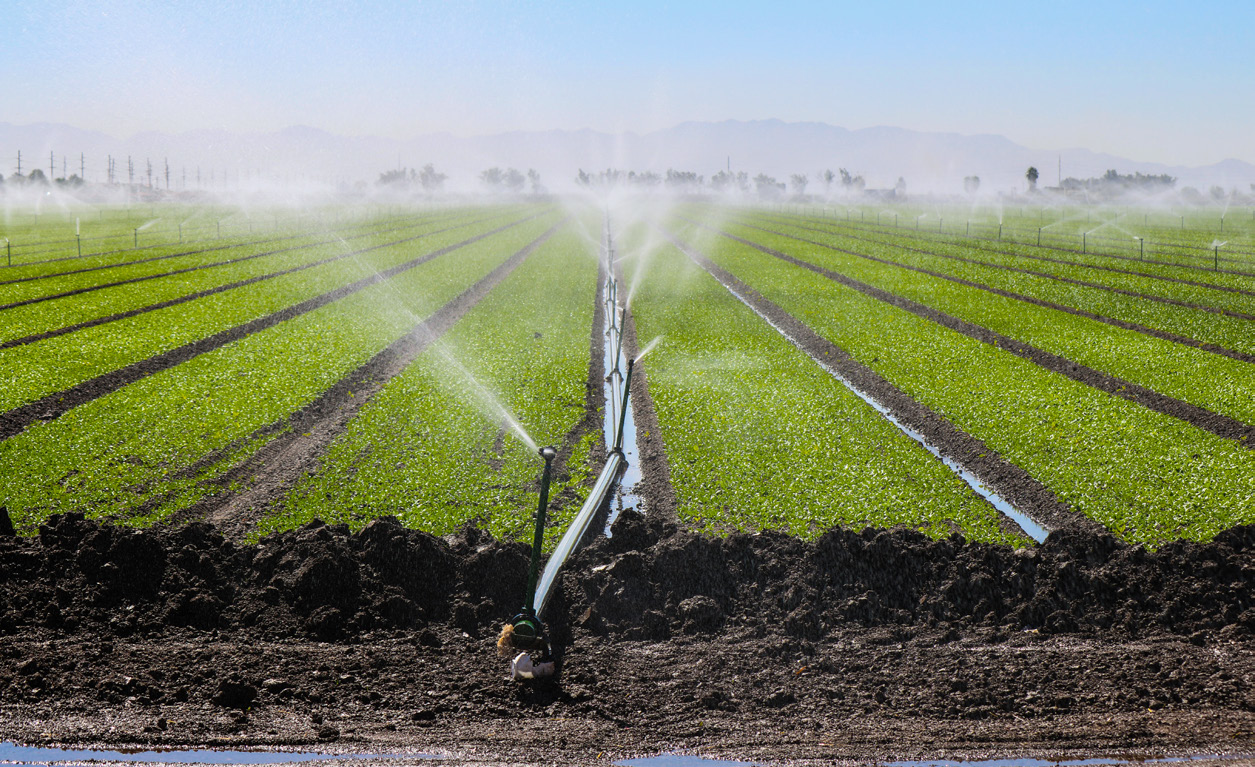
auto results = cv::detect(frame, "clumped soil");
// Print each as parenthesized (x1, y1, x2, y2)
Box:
(1, 510, 1252, 765)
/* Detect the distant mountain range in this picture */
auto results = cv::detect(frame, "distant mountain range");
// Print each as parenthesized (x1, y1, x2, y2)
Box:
(2, 119, 1252, 195)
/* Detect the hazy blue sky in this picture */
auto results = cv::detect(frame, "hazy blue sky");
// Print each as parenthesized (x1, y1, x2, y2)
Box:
(4, 0, 1253, 165)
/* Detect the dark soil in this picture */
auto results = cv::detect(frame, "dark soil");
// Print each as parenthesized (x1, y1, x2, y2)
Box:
(659, 226, 1085, 538)
(1, 510, 1251, 764)
(697, 222, 1255, 447)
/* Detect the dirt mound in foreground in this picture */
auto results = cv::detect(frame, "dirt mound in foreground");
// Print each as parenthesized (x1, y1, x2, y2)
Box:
(1, 511, 1251, 645)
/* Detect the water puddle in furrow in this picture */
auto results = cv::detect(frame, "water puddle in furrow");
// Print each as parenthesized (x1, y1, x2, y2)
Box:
(0, 742, 436, 765)
(4, 743, 1248, 767)
(601, 256, 642, 537)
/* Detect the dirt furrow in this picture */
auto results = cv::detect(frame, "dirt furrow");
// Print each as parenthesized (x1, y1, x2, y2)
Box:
(612, 228, 678, 523)
(659, 225, 1088, 538)
(177, 219, 570, 539)
(708, 224, 1255, 447)
(0, 213, 545, 443)
(733, 219, 1255, 366)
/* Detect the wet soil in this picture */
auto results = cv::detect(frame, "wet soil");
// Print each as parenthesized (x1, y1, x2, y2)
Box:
(1, 510, 1251, 764)
(696, 222, 1255, 448)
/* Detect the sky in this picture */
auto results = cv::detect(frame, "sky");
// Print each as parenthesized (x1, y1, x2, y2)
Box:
(3, 0, 1254, 167)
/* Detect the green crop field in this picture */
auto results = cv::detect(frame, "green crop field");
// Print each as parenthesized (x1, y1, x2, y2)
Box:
(1, 199, 1251, 549)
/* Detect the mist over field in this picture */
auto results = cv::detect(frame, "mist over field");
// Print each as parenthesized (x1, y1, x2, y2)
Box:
(5, 118, 1255, 197)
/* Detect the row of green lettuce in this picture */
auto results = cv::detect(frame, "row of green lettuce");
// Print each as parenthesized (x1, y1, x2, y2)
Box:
(0, 211, 562, 531)
(262, 223, 600, 546)
(748, 209, 1255, 318)
(723, 216, 1255, 427)
(670, 216, 1254, 544)
(618, 218, 1030, 546)
(0, 210, 538, 412)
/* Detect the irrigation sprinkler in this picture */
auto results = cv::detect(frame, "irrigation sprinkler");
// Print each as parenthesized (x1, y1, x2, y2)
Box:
(504, 445, 558, 679)
(134, 228, 138, 248)
(5, 238, 10, 266)
(1134, 236, 1144, 260)
(613, 359, 635, 454)
(966, 221, 970, 236)
(998, 224, 1002, 241)
(76, 235, 81, 257)
(217, 220, 221, 239)
(178, 223, 182, 243)
(1037, 228, 1041, 246)
(1214, 244, 1221, 271)
(1082, 232, 1087, 253)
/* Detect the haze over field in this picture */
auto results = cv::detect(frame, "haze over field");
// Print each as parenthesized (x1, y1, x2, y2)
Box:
(3, 1, 1254, 192)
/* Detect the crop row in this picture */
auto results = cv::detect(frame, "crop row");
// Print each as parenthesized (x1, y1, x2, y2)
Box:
(774, 206, 1255, 280)
(264, 224, 600, 544)
(0, 211, 543, 413)
(749, 210, 1255, 319)
(0, 208, 479, 305)
(668, 215, 1255, 545)
(0, 211, 562, 530)
(718, 216, 1255, 430)
(620, 219, 1029, 545)
(1, 205, 418, 263)
(0, 210, 462, 343)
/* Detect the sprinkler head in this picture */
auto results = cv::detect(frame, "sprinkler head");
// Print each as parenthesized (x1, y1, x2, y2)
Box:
(539, 446, 557, 463)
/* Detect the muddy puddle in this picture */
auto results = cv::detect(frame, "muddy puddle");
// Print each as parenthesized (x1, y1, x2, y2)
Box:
(0, 743, 431, 766)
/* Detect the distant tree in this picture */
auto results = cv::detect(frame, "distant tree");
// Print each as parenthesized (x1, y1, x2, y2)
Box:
(1209, 185, 1227, 201)
(503, 167, 526, 193)
(753, 173, 781, 198)
(419, 164, 447, 191)
(964, 175, 981, 195)
(576, 169, 592, 187)
(377, 168, 410, 186)
(821, 169, 835, 193)
(894, 177, 907, 198)
(480, 167, 505, 189)
(735, 171, 750, 193)
(710, 170, 734, 191)
(790, 174, 808, 195)
(27, 169, 48, 185)
(527, 168, 543, 194)
(635, 171, 661, 187)
(1026, 166, 1039, 191)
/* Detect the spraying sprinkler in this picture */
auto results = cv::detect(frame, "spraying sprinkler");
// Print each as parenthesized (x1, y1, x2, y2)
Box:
(613, 359, 635, 454)
(500, 445, 558, 680)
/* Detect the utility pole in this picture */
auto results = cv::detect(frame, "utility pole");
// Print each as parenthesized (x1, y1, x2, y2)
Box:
(146, 158, 153, 188)
(80, 152, 85, 180)
(164, 158, 170, 190)
(50, 150, 55, 181)
(127, 156, 134, 186)
(15, 150, 20, 176)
